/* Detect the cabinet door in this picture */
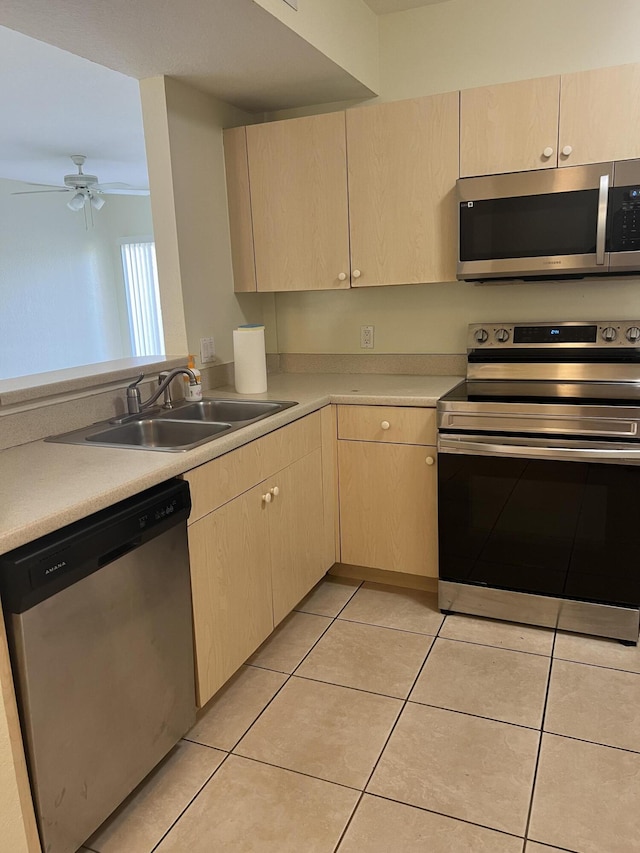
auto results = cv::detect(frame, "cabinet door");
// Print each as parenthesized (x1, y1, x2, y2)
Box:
(269, 448, 326, 625)
(347, 93, 459, 286)
(460, 76, 560, 176)
(559, 63, 640, 167)
(246, 113, 351, 292)
(223, 127, 257, 293)
(338, 441, 438, 577)
(188, 484, 273, 706)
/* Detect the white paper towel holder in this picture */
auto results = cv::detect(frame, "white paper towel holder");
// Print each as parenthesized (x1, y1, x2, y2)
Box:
(233, 324, 267, 394)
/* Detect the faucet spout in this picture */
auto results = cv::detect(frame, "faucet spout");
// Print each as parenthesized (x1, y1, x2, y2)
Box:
(126, 368, 198, 415)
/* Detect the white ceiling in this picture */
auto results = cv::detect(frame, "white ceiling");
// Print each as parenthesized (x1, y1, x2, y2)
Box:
(0, 0, 374, 112)
(0, 27, 149, 188)
(0, 0, 437, 187)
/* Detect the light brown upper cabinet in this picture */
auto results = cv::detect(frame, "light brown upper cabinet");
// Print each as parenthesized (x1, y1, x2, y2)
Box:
(223, 126, 257, 293)
(225, 113, 351, 293)
(347, 93, 459, 287)
(460, 76, 561, 177)
(559, 63, 640, 167)
(460, 62, 640, 178)
(224, 92, 459, 292)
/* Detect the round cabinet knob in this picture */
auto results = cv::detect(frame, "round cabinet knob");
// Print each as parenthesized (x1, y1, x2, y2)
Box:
(495, 328, 510, 343)
(561, 145, 573, 157)
(262, 492, 272, 504)
(338, 272, 347, 281)
(270, 486, 280, 497)
(474, 328, 489, 344)
(602, 326, 617, 342)
(627, 326, 640, 343)
(425, 456, 435, 466)
(352, 269, 361, 279)
(542, 146, 554, 158)
(380, 420, 390, 430)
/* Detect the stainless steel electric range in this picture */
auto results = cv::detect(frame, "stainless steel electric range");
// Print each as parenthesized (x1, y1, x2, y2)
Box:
(437, 320, 640, 643)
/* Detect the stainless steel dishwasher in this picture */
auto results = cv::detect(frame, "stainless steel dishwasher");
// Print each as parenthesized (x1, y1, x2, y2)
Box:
(0, 479, 195, 853)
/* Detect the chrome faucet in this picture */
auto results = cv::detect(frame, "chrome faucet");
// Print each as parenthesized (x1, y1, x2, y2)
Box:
(126, 368, 198, 415)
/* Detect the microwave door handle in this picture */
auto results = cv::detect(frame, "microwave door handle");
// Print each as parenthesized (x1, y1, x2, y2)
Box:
(596, 173, 610, 265)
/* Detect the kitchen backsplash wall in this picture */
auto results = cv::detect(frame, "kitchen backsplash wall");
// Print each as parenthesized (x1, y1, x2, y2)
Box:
(274, 277, 640, 355)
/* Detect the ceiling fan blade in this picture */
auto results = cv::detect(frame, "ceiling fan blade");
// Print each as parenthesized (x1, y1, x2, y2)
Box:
(98, 189, 150, 196)
(94, 182, 150, 195)
(11, 189, 70, 195)
(14, 179, 66, 189)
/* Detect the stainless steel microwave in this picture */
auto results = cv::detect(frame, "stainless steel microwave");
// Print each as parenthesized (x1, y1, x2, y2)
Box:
(457, 160, 640, 281)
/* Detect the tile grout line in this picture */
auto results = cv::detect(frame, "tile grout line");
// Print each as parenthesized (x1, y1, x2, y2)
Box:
(148, 750, 233, 853)
(553, 651, 640, 676)
(360, 791, 529, 844)
(522, 627, 558, 846)
(228, 582, 365, 757)
(332, 609, 447, 851)
(434, 632, 554, 659)
(145, 585, 364, 850)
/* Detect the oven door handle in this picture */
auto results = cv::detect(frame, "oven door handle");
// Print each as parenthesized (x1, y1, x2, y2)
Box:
(438, 435, 640, 463)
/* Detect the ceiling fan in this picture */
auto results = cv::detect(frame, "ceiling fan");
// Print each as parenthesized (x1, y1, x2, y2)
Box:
(12, 154, 149, 213)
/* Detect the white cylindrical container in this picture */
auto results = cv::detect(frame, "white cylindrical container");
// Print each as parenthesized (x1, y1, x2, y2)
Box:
(233, 324, 267, 394)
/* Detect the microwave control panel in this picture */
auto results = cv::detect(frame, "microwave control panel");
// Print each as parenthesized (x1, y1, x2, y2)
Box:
(609, 186, 640, 251)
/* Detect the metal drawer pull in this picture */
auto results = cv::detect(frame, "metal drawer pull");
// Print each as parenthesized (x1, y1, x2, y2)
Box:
(380, 421, 390, 430)
(425, 456, 435, 466)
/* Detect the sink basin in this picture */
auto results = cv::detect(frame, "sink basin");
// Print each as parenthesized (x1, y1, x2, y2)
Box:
(46, 398, 298, 451)
(159, 399, 297, 423)
(85, 419, 232, 451)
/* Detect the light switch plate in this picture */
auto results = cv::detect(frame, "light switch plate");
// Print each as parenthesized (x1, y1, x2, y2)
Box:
(200, 336, 216, 363)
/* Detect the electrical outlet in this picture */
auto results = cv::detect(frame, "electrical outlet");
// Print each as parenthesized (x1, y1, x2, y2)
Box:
(360, 325, 375, 349)
(200, 336, 216, 363)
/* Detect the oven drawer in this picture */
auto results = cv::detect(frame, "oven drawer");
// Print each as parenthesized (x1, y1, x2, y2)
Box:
(337, 405, 436, 445)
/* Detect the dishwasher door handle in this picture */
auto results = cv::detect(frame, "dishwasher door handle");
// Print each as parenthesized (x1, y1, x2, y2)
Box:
(98, 539, 142, 568)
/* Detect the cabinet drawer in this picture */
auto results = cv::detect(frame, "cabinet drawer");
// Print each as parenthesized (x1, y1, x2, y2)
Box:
(185, 411, 322, 522)
(337, 405, 436, 446)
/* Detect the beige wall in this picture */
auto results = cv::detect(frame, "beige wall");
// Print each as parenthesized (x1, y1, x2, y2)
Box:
(141, 77, 277, 364)
(254, 0, 379, 95)
(273, 0, 640, 355)
(379, 0, 640, 102)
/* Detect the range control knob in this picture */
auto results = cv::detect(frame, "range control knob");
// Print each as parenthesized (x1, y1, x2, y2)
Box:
(626, 326, 640, 343)
(602, 326, 617, 342)
(495, 328, 510, 343)
(474, 328, 489, 344)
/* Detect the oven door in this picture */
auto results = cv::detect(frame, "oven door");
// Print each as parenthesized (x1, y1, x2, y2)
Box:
(457, 163, 613, 281)
(438, 433, 640, 638)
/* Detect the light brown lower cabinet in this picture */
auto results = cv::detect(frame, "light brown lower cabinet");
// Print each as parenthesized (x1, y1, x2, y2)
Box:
(184, 412, 330, 707)
(187, 484, 274, 707)
(268, 448, 325, 625)
(337, 405, 438, 578)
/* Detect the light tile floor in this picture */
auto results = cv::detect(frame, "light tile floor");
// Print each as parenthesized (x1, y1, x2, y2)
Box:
(81, 577, 640, 853)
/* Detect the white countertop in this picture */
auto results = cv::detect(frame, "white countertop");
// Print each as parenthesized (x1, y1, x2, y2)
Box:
(0, 372, 462, 555)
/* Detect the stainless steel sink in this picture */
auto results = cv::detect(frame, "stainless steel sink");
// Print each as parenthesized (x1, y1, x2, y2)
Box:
(85, 419, 233, 451)
(158, 399, 296, 423)
(46, 398, 298, 451)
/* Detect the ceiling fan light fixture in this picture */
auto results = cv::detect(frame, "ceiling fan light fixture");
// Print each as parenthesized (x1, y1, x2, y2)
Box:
(67, 191, 85, 211)
(90, 194, 105, 211)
